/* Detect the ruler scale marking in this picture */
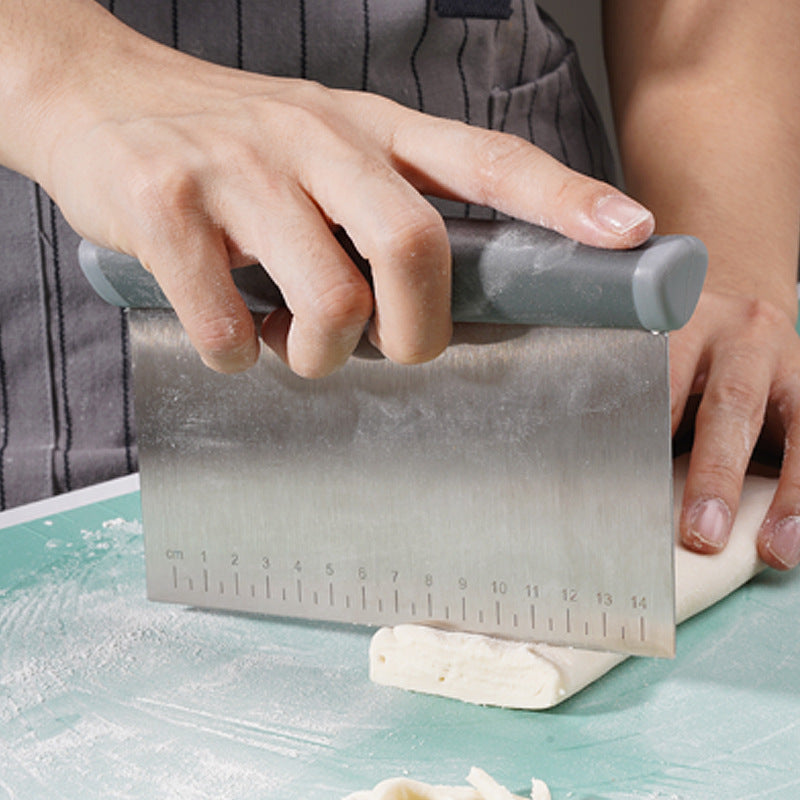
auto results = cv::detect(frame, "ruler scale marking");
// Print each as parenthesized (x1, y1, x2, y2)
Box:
(152, 552, 672, 656)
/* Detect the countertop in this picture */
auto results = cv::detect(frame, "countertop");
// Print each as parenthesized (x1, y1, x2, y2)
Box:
(1, 478, 799, 799)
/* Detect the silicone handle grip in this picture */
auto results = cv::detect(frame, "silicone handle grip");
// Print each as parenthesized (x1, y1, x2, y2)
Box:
(78, 219, 707, 331)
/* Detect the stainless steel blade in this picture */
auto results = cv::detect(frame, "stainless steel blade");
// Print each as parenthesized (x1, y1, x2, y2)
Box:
(134, 310, 675, 657)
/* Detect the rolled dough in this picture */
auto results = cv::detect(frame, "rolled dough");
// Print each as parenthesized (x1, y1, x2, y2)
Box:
(369, 458, 775, 709)
(343, 766, 550, 800)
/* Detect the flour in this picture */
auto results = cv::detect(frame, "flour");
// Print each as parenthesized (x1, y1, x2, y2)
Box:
(0, 516, 380, 799)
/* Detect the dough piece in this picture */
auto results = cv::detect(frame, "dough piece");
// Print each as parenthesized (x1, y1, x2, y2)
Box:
(467, 767, 550, 800)
(343, 767, 550, 800)
(369, 459, 775, 709)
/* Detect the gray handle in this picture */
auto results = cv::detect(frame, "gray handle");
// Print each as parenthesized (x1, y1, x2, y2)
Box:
(78, 219, 706, 331)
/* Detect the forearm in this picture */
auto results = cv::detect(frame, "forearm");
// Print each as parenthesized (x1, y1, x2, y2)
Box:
(603, 0, 800, 319)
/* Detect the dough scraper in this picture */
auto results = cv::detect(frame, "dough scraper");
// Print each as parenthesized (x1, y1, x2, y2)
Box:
(79, 219, 706, 658)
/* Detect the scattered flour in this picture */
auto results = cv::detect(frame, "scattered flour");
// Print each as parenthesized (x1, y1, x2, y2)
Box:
(0, 516, 374, 799)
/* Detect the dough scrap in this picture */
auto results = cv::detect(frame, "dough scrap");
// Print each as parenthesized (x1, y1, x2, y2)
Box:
(343, 766, 550, 800)
(369, 459, 775, 709)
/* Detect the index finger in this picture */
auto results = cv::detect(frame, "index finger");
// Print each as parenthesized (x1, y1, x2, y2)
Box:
(385, 110, 655, 248)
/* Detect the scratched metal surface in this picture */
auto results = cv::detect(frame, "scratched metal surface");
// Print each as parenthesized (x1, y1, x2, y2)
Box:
(1, 486, 799, 800)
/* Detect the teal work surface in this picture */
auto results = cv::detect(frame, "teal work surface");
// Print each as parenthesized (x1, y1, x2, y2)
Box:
(1, 483, 799, 800)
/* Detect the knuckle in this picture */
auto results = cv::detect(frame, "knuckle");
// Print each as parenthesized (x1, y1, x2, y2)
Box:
(690, 459, 742, 502)
(208, 134, 262, 177)
(372, 205, 448, 266)
(127, 157, 202, 231)
(468, 130, 534, 206)
(553, 174, 602, 213)
(265, 90, 340, 147)
(272, 102, 323, 137)
(741, 296, 788, 330)
(270, 77, 330, 105)
(307, 279, 373, 334)
(778, 470, 800, 502)
(773, 363, 800, 408)
(706, 372, 764, 419)
(701, 338, 769, 426)
(701, 392, 764, 455)
(289, 79, 334, 109)
(193, 312, 255, 365)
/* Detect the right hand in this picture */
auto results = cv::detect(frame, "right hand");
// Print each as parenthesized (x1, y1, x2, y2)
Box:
(14, 1, 655, 377)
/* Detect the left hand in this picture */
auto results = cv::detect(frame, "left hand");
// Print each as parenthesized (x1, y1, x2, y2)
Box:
(671, 289, 800, 570)
(603, 0, 800, 570)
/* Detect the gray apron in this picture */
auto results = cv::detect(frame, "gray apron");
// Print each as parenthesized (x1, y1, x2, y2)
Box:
(0, 0, 613, 508)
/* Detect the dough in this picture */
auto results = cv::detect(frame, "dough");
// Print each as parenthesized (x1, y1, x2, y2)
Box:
(344, 766, 550, 800)
(369, 458, 775, 709)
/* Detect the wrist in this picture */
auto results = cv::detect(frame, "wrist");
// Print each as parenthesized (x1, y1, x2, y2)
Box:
(0, 0, 147, 188)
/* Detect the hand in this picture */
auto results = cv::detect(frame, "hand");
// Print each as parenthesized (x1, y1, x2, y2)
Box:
(671, 290, 800, 570)
(6, 1, 654, 377)
(604, 0, 800, 569)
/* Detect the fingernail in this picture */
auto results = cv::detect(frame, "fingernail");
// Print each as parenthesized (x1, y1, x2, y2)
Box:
(686, 498, 731, 551)
(593, 194, 654, 236)
(764, 517, 800, 569)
